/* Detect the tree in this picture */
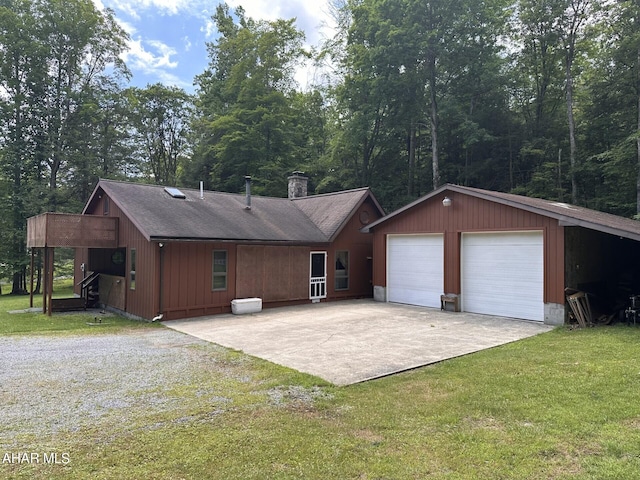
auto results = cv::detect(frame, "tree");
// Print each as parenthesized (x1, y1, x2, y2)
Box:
(191, 4, 309, 195)
(0, 0, 48, 293)
(556, 0, 598, 204)
(0, 0, 128, 293)
(128, 84, 194, 185)
(606, 0, 640, 215)
(579, 0, 640, 215)
(39, 0, 128, 211)
(332, 0, 415, 194)
(65, 81, 138, 207)
(509, 0, 567, 198)
(329, 0, 511, 210)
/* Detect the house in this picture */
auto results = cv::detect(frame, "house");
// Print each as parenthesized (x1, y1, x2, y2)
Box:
(62, 174, 384, 320)
(362, 184, 640, 325)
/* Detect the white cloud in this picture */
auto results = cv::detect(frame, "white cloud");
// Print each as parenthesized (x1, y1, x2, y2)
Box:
(202, 18, 216, 39)
(183, 36, 192, 52)
(92, 0, 338, 91)
(225, 0, 336, 47)
(121, 37, 194, 89)
(101, 0, 208, 18)
(107, 0, 142, 20)
(153, 70, 193, 90)
(123, 37, 178, 72)
(222, 1, 337, 89)
(116, 18, 138, 36)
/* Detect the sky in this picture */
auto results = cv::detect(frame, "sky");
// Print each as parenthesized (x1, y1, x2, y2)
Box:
(92, 0, 337, 93)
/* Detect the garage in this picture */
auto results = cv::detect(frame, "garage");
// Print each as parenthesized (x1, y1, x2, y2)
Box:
(366, 184, 640, 326)
(387, 234, 443, 308)
(462, 231, 544, 321)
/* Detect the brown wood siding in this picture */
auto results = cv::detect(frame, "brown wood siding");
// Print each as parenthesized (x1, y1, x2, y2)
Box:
(236, 245, 264, 298)
(84, 193, 158, 320)
(161, 242, 237, 320)
(116, 203, 158, 319)
(234, 197, 382, 305)
(236, 245, 309, 303)
(371, 192, 565, 304)
(326, 197, 381, 300)
(264, 246, 300, 301)
(27, 213, 118, 248)
(99, 274, 126, 311)
(78, 189, 384, 319)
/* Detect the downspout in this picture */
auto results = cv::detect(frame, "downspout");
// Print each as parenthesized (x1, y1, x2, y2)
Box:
(155, 242, 165, 322)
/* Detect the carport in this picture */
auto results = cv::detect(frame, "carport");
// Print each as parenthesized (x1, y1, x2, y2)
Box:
(163, 300, 552, 385)
(565, 226, 640, 319)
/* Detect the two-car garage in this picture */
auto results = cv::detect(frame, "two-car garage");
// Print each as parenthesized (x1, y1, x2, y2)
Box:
(368, 184, 640, 326)
(364, 183, 584, 325)
(386, 231, 544, 322)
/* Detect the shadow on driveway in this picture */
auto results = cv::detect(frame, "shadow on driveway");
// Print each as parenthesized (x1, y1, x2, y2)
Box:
(163, 300, 554, 386)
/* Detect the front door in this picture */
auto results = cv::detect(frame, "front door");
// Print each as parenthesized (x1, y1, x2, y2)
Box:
(310, 252, 327, 301)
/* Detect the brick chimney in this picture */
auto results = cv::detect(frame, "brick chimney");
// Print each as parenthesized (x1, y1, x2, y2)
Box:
(288, 171, 308, 199)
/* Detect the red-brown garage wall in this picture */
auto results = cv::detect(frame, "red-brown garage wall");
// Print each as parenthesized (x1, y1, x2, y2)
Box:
(371, 191, 565, 305)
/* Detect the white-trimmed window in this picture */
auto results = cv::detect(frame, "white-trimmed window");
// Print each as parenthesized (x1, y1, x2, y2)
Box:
(335, 250, 349, 290)
(212, 250, 228, 291)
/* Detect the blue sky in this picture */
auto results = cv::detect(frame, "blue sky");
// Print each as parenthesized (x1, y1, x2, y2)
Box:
(93, 0, 337, 93)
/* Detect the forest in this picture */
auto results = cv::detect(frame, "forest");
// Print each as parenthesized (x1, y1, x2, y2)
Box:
(1, 0, 639, 293)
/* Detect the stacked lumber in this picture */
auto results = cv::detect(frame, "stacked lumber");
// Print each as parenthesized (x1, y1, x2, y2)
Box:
(566, 291, 592, 328)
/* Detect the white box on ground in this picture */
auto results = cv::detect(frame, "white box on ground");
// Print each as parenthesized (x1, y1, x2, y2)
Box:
(231, 298, 262, 315)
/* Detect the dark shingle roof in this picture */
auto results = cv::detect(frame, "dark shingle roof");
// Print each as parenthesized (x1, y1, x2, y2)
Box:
(86, 180, 378, 243)
(292, 187, 382, 241)
(364, 184, 640, 241)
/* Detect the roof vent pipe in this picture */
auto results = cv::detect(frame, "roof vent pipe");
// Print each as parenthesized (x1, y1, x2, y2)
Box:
(244, 176, 251, 210)
(200, 181, 204, 199)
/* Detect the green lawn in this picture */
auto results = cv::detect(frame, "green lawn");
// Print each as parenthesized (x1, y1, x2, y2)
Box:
(0, 279, 160, 335)
(2, 285, 640, 479)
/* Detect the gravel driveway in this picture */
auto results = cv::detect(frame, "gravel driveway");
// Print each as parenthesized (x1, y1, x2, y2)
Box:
(1, 327, 331, 452)
(0, 329, 235, 448)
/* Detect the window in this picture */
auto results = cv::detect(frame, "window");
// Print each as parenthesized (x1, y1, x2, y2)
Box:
(103, 197, 110, 215)
(130, 249, 136, 290)
(212, 250, 228, 291)
(335, 251, 349, 290)
(164, 186, 186, 199)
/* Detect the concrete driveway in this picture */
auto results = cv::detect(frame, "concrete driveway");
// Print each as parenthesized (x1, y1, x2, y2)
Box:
(163, 300, 554, 386)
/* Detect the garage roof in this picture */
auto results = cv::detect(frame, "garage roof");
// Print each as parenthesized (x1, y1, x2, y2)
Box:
(363, 184, 640, 241)
(85, 179, 380, 243)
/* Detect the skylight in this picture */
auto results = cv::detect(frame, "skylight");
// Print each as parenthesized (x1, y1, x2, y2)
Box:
(164, 187, 186, 199)
(550, 202, 576, 210)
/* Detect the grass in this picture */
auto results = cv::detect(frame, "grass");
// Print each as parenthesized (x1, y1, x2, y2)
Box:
(0, 278, 161, 335)
(2, 286, 640, 479)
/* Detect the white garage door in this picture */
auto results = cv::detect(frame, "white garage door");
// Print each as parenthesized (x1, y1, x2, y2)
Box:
(387, 234, 444, 308)
(462, 231, 544, 321)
